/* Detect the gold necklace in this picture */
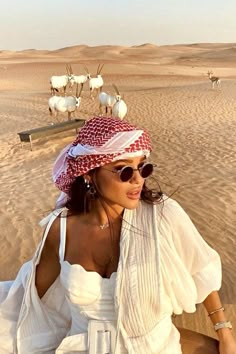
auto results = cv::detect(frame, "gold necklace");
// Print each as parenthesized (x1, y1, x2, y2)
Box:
(99, 223, 109, 230)
(85, 216, 121, 230)
(84, 220, 110, 229)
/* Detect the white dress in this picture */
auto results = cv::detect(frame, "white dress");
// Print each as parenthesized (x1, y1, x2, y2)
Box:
(0, 198, 221, 353)
(56, 209, 128, 353)
(55, 208, 182, 354)
(58, 262, 124, 353)
(60, 262, 117, 336)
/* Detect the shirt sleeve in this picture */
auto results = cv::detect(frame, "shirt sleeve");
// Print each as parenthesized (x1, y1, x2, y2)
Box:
(157, 197, 222, 313)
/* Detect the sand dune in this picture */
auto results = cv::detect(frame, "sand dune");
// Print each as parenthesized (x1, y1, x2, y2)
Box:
(1, 42, 236, 64)
(0, 43, 235, 338)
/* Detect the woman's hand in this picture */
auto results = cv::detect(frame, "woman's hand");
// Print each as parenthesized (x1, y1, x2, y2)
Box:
(218, 330, 236, 354)
(203, 292, 236, 353)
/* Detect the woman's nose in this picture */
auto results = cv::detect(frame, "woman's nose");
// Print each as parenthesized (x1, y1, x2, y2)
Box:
(130, 169, 143, 184)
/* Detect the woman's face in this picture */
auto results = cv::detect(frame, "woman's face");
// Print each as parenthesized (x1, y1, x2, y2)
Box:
(93, 156, 147, 214)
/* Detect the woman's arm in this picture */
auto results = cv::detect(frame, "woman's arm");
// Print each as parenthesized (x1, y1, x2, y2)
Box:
(35, 217, 61, 298)
(203, 291, 236, 354)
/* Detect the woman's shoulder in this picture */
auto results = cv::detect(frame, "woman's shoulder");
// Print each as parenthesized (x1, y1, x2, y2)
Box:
(140, 195, 184, 216)
(44, 215, 61, 251)
(41, 208, 68, 250)
(138, 196, 193, 232)
(157, 195, 185, 214)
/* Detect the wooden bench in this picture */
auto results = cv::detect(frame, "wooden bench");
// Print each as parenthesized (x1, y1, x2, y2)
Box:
(18, 118, 86, 150)
(178, 327, 219, 354)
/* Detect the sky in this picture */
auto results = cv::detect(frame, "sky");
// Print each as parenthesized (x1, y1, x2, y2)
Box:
(0, 0, 236, 51)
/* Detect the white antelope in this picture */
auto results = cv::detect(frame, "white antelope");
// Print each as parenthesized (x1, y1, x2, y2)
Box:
(49, 64, 74, 95)
(67, 64, 91, 90)
(207, 71, 221, 89)
(89, 64, 104, 98)
(48, 84, 83, 120)
(98, 92, 117, 115)
(112, 84, 128, 120)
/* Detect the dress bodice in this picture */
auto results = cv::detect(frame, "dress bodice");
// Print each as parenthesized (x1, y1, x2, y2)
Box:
(60, 260, 117, 335)
(57, 210, 129, 353)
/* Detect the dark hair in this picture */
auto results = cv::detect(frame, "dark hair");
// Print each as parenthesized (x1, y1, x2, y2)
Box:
(64, 170, 163, 215)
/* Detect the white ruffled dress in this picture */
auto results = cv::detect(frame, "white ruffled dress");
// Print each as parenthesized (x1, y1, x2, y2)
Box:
(0, 197, 222, 353)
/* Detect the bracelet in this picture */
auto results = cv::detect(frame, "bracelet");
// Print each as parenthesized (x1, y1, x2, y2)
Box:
(214, 321, 232, 332)
(208, 306, 224, 316)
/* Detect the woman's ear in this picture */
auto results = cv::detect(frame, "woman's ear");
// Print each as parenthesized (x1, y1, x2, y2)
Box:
(83, 174, 92, 184)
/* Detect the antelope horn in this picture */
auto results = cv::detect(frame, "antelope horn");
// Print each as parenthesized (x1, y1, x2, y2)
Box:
(76, 83, 79, 97)
(96, 64, 101, 75)
(112, 84, 120, 95)
(69, 64, 73, 74)
(84, 65, 89, 73)
(76, 84, 83, 98)
(78, 85, 83, 98)
(98, 64, 104, 74)
(66, 64, 70, 74)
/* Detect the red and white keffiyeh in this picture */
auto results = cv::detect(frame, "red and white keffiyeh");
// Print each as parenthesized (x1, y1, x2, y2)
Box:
(52, 116, 151, 196)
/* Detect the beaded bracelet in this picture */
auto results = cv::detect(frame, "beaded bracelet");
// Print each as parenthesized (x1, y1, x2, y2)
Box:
(214, 321, 232, 331)
(208, 306, 225, 316)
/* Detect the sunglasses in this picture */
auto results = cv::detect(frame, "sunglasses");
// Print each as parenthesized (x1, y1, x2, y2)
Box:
(103, 162, 156, 182)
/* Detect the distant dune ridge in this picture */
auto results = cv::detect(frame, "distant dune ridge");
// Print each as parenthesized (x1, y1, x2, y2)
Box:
(1, 42, 236, 66)
(0, 43, 235, 339)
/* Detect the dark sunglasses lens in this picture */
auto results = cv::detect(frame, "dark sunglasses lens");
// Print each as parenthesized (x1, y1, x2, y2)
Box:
(120, 167, 134, 182)
(141, 163, 153, 178)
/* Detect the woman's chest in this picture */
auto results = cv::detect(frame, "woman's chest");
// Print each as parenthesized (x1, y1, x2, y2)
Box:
(64, 226, 120, 278)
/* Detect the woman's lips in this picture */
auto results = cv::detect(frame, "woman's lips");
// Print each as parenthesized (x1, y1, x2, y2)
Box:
(127, 190, 141, 200)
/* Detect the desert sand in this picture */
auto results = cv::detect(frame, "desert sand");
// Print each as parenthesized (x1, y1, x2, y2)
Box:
(0, 43, 235, 339)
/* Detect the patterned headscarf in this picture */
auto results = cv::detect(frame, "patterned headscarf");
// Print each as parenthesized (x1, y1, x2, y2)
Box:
(52, 116, 151, 196)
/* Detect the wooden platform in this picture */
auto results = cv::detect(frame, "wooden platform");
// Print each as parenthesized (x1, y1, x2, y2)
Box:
(178, 327, 219, 354)
(18, 118, 86, 150)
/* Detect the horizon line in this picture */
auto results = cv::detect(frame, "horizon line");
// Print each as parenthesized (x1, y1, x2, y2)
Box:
(1, 41, 236, 53)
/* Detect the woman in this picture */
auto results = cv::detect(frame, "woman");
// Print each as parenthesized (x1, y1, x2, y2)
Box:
(0, 116, 235, 353)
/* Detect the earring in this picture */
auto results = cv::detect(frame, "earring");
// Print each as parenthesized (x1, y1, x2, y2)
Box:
(88, 185, 96, 197)
(84, 178, 96, 198)
(84, 179, 90, 190)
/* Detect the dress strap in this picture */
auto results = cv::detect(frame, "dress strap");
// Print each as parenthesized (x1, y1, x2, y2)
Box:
(35, 208, 66, 264)
(59, 209, 68, 263)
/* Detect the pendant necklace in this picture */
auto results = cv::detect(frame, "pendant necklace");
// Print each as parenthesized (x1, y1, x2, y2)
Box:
(84, 220, 110, 229)
(99, 223, 109, 230)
